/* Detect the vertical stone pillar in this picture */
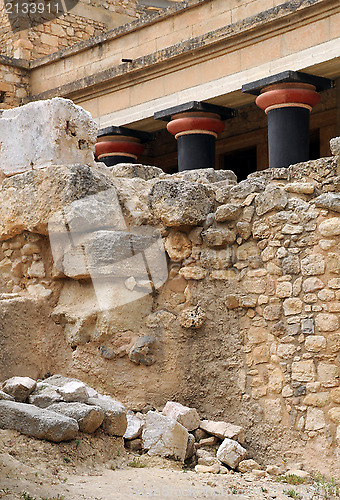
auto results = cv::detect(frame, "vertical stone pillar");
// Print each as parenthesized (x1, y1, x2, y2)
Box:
(242, 71, 332, 169)
(95, 126, 153, 167)
(154, 102, 235, 172)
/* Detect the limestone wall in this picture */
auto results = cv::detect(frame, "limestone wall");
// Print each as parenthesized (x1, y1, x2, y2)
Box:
(0, 0, 138, 60)
(0, 99, 339, 475)
(0, 59, 30, 109)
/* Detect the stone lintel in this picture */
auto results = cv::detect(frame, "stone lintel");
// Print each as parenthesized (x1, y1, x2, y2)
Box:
(242, 70, 333, 95)
(154, 101, 236, 121)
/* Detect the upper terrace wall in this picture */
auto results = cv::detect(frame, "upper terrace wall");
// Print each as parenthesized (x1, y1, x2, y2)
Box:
(0, 99, 339, 475)
(24, 0, 340, 131)
(0, 0, 138, 60)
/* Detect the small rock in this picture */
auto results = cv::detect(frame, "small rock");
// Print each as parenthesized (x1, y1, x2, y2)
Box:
(180, 306, 206, 329)
(238, 459, 261, 473)
(198, 456, 220, 466)
(57, 381, 89, 403)
(48, 402, 104, 433)
(215, 204, 242, 222)
(194, 428, 209, 441)
(88, 395, 127, 436)
(125, 438, 143, 452)
(286, 469, 310, 479)
(2, 377, 36, 402)
(197, 436, 219, 447)
(266, 465, 285, 476)
(216, 438, 247, 469)
(185, 434, 196, 460)
(0, 400, 78, 442)
(195, 463, 220, 474)
(162, 401, 201, 431)
(124, 414, 143, 440)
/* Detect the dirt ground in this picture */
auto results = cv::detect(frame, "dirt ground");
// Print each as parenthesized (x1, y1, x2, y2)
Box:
(0, 430, 339, 500)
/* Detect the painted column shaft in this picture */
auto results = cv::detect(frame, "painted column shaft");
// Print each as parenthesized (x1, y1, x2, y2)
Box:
(256, 83, 321, 169)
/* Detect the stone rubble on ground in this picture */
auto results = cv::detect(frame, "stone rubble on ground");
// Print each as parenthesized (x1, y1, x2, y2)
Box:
(0, 374, 317, 479)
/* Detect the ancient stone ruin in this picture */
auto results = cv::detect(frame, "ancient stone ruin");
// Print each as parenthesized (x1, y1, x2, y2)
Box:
(0, 98, 339, 479)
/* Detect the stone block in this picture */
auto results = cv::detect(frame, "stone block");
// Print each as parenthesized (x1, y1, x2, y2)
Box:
(162, 401, 201, 431)
(29, 383, 64, 408)
(315, 313, 339, 332)
(57, 381, 89, 403)
(0, 98, 97, 177)
(88, 395, 127, 436)
(305, 336, 326, 352)
(164, 230, 192, 262)
(48, 402, 104, 433)
(329, 408, 340, 424)
(0, 400, 78, 441)
(301, 255, 325, 276)
(291, 361, 316, 382)
(124, 414, 144, 440)
(319, 218, 340, 237)
(314, 193, 340, 213)
(148, 180, 214, 226)
(305, 407, 325, 431)
(2, 376, 36, 402)
(200, 420, 245, 443)
(215, 204, 242, 222)
(180, 306, 206, 329)
(142, 411, 189, 461)
(238, 459, 261, 473)
(216, 438, 247, 469)
(255, 186, 287, 216)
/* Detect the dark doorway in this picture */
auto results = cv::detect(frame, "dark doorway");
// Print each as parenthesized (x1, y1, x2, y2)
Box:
(222, 146, 257, 182)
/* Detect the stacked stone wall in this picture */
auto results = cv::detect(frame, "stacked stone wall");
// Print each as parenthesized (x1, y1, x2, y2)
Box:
(0, 60, 30, 108)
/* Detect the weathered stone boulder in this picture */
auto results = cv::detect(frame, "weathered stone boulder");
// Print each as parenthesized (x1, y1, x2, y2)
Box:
(2, 376, 36, 402)
(142, 411, 189, 461)
(0, 390, 14, 401)
(148, 180, 214, 226)
(0, 164, 114, 240)
(200, 420, 245, 443)
(88, 395, 127, 436)
(180, 306, 206, 329)
(48, 402, 104, 433)
(216, 438, 247, 469)
(29, 382, 64, 408)
(0, 98, 97, 177)
(314, 193, 340, 212)
(110, 163, 164, 180)
(162, 401, 201, 431)
(56, 381, 89, 403)
(0, 400, 79, 442)
(238, 459, 261, 473)
(123, 413, 144, 440)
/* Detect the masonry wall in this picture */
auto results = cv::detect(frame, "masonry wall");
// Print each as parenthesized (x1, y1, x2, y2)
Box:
(0, 145, 340, 476)
(0, 60, 30, 109)
(0, 0, 139, 60)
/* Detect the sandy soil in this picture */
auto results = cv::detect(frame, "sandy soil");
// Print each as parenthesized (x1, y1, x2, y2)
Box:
(0, 429, 338, 500)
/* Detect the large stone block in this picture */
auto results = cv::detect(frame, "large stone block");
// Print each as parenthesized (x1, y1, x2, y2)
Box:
(2, 376, 36, 402)
(88, 395, 127, 436)
(48, 402, 104, 433)
(0, 98, 97, 177)
(200, 420, 245, 443)
(0, 400, 79, 441)
(216, 438, 247, 469)
(0, 164, 114, 240)
(162, 401, 201, 431)
(148, 180, 214, 226)
(142, 411, 189, 461)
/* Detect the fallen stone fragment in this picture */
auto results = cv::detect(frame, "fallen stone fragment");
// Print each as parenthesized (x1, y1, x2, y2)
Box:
(142, 411, 189, 461)
(0, 390, 14, 401)
(200, 420, 245, 443)
(162, 401, 201, 431)
(198, 455, 220, 467)
(197, 436, 219, 447)
(2, 377, 36, 402)
(216, 438, 247, 469)
(29, 383, 64, 408)
(286, 469, 310, 479)
(48, 402, 104, 433)
(180, 306, 206, 329)
(57, 381, 89, 403)
(266, 464, 285, 476)
(314, 193, 340, 212)
(88, 395, 127, 436)
(195, 463, 220, 474)
(43, 375, 98, 398)
(0, 400, 78, 442)
(238, 459, 261, 473)
(185, 434, 196, 460)
(124, 414, 143, 440)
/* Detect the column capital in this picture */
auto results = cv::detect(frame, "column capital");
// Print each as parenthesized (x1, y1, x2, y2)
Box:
(95, 125, 153, 166)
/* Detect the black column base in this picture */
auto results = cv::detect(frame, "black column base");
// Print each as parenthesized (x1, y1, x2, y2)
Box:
(177, 134, 216, 171)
